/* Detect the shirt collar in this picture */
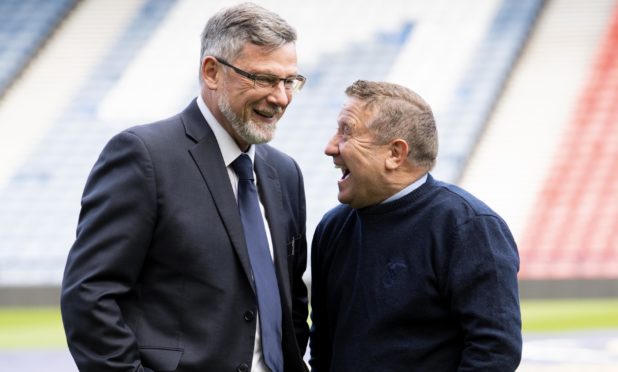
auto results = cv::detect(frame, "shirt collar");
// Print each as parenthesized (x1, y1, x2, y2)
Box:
(382, 173, 428, 204)
(196, 95, 256, 165)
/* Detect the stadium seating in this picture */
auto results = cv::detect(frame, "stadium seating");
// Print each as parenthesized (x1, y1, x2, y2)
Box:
(0, 0, 177, 285)
(431, 0, 545, 183)
(0, 0, 616, 287)
(519, 4, 618, 279)
(459, 0, 618, 255)
(0, 0, 77, 97)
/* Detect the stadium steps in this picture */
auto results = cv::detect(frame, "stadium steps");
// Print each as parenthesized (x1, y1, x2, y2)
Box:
(389, 0, 502, 115)
(430, 0, 546, 184)
(0, 0, 78, 99)
(0, 0, 146, 190)
(518, 2, 618, 279)
(0, 0, 177, 285)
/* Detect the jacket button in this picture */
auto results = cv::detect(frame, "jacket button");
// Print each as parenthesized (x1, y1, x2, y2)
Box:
(237, 363, 249, 372)
(243, 310, 255, 321)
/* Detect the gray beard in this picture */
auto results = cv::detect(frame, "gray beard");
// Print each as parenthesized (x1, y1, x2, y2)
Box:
(218, 93, 276, 144)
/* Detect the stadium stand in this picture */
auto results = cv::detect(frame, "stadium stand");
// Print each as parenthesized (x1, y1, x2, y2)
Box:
(0, 0, 77, 98)
(0, 0, 616, 297)
(0, 0, 147, 192)
(389, 0, 502, 117)
(0, 0, 177, 286)
(461, 0, 618, 244)
(519, 2, 618, 280)
(430, 0, 546, 183)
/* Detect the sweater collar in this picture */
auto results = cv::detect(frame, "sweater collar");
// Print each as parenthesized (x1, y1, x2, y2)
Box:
(358, 173, 436, 215)
(381, 173, 428, 204)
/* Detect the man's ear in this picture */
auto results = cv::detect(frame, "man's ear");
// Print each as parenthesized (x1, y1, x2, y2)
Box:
(385, 139, 409, 170)
(201, 56, 220, 90)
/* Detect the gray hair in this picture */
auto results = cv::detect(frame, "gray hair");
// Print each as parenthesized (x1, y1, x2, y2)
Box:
(200, 2, 297, 67)
(345, 80, 438, 170)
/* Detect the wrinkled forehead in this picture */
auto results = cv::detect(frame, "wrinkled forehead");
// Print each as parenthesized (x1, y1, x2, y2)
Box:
(339, 97, 377, 125)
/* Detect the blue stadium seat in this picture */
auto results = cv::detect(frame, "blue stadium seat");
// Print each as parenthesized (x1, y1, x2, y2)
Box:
(0, 0, 78, 97)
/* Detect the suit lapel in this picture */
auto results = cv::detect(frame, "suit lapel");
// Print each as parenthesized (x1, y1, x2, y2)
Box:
(182, 101, 254, 290)
(254, 147, 292, 309)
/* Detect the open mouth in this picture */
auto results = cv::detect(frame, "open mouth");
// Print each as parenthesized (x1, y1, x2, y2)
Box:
(336, 164, 351, 180)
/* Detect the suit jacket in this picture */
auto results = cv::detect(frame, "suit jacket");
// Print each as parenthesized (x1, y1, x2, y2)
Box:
(61, 100, 309, 372)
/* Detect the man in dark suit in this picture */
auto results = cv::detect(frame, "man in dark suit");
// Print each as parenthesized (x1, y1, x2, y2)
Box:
(61, 3, 309, 371)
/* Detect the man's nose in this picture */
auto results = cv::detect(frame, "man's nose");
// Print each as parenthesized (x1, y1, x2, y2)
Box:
(266, 81, 291, 108)
(324, 134, 340, 157)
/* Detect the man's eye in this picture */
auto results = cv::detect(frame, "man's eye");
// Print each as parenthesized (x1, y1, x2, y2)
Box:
(254, 75, 279, 87)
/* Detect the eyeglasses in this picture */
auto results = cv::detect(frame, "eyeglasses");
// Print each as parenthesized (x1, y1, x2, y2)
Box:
(215, 57, 306, 93)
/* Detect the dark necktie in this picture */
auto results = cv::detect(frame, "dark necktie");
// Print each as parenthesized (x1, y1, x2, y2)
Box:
(231, 153, 283, 372)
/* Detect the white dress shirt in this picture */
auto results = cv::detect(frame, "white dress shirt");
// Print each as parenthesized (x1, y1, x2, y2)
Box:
(197, 95, 273, 372)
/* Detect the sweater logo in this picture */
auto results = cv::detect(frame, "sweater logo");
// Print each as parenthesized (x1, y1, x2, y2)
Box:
(382, 260, 408, 288)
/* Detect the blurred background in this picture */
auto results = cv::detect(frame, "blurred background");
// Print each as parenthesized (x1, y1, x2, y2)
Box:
(0, 0, 617, 370)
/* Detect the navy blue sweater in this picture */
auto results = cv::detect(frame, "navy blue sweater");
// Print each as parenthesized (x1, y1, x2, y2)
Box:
(309, 174, 521, 371)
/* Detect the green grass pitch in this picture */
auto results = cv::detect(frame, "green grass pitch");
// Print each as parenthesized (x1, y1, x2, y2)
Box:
(0, 299, 617, 348)
(0, 307, 65, 348)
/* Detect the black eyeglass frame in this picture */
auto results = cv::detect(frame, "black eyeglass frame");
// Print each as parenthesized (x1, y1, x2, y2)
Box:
(215, 57, 306, 92)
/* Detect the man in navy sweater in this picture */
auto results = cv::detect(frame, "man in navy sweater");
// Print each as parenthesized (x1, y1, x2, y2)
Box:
(309, 80, 521, 371)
